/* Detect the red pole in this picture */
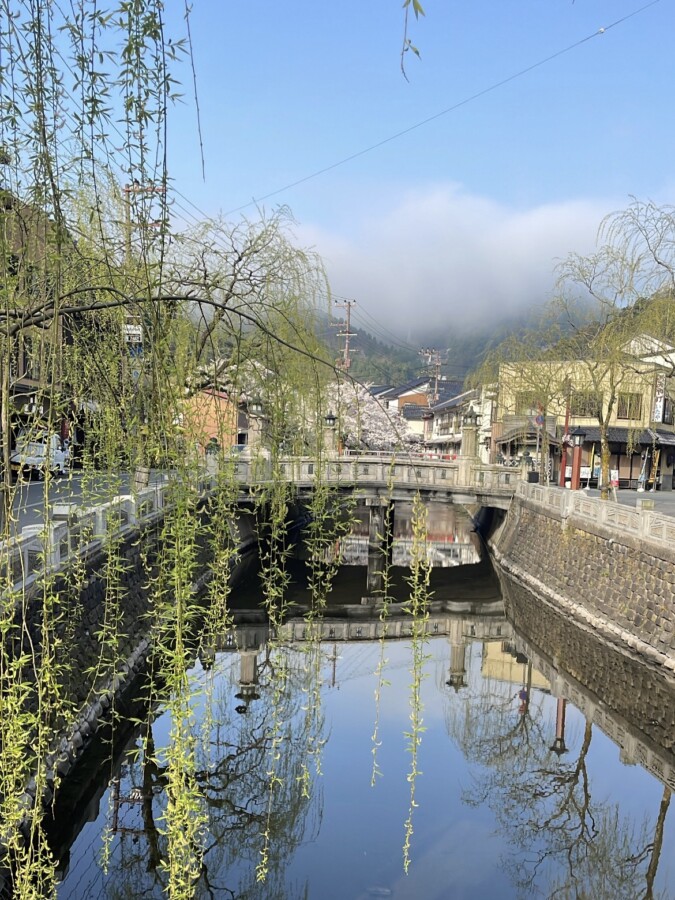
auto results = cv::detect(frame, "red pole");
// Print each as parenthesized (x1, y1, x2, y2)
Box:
(559, 396, 570, 487)
(571, 442, 583, 490)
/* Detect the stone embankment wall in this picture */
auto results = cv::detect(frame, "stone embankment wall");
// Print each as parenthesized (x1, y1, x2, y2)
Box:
(490, 485, 675, 675)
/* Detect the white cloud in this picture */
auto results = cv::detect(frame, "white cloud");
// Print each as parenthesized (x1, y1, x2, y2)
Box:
(297, 184, 611, 338)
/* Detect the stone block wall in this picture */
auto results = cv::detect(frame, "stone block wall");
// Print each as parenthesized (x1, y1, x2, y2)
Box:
(491, 496, 675, 673)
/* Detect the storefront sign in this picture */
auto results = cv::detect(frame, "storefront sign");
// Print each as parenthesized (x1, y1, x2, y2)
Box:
(653, 373, 666, 423)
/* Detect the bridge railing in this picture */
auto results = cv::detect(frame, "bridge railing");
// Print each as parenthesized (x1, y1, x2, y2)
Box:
(232, 454, 519, 494)
(1, 455, 520, 594)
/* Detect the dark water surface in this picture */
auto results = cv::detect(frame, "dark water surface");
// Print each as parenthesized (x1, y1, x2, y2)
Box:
(52, 505, 675, 899)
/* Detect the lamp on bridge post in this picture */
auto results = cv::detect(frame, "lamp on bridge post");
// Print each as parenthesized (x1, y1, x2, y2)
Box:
(549, 697, 568, 756)
(235, 649, 261, 715)
(460, 405, 479, 459)
(324, 410, 337, 455)
(247, 398, 265, 453)
(445, 617, 467, 692)
(570, 428, 585, 490)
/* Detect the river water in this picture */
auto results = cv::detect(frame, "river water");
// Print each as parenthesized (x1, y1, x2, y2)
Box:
(51, 502, 675, 899)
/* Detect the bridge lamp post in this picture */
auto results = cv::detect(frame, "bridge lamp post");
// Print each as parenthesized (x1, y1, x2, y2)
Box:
(549, 697, 568, 756)
(570, 429, 585, 490)
(247, 398, 265, 453)
(461, 405, 479, 459)
(324, 411, 337, 455)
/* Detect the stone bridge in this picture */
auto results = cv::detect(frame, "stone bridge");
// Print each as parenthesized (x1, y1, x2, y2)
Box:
(2, 451, 519, 599)
(234, 451, 520, 510)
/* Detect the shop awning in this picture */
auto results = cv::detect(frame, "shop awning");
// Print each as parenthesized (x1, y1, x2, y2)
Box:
(576, 427, 675, 447)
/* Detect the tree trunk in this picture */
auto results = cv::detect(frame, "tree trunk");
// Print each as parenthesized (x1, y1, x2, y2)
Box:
(599, 426, 611, 501)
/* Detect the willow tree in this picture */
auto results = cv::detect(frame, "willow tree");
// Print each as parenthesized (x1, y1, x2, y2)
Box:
(554, 232, 675, 498)
(476, 200, 675, 498)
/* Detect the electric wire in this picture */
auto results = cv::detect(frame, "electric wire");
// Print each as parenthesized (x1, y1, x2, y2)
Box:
(222, 1, 661, 216)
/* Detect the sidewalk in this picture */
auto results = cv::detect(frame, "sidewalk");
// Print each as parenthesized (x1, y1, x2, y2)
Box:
(578, 486, 675, 518)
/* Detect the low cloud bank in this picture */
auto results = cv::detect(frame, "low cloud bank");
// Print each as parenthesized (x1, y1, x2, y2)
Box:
(298, 184, 612, 339)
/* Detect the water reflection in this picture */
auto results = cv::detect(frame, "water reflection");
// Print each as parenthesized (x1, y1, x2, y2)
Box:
(339, 501, 481, 568)
(52, 580, 675, 899)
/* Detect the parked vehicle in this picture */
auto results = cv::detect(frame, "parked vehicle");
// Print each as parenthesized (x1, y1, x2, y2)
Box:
(10, 431, 70, 478)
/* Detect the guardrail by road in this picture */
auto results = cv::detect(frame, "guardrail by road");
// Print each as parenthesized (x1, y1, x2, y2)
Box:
(518, 481, 675, 551)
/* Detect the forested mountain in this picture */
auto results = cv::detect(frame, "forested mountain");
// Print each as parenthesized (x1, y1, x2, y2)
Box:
(320, 312, 519, 389)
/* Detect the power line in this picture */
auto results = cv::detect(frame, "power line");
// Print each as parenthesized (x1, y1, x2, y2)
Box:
(223, 1, 661, 216)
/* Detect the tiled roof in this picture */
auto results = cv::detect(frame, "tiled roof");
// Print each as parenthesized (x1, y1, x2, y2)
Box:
(577, 427, 675, 447)
(400, 403, 428, 421)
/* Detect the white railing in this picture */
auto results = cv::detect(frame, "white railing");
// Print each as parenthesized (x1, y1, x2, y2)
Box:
(0, 480, 172, 595)
(517, 481, 675, 549)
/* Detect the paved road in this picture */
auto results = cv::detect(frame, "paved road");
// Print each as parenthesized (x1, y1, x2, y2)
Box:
(8, 472, 134, 533)
(568, 486, 675, 518)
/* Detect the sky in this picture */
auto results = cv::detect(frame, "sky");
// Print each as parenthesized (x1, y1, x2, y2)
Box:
(162, 1, 675, 343)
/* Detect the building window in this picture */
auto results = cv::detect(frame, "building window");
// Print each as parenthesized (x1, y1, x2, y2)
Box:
(515, 392, 539, 415)
(617, 392, 643, 420)
(570, 390, 601, 418)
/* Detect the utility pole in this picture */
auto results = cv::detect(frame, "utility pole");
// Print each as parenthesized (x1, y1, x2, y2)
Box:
(420, 348, 443, 402)
(333, 299, 357, 371)
(122, 180, 166, 491)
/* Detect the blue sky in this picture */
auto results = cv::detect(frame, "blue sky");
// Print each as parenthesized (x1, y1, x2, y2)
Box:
(164, 1, 675, 338)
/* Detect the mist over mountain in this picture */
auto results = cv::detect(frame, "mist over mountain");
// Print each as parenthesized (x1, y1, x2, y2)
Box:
(321, 310, 533, 389)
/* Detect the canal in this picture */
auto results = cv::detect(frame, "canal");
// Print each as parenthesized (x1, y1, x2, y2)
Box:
(47, 501, 675, 899)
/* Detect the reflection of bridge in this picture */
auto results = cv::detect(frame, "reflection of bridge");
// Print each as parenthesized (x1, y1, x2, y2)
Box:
(338, 535, 480, 568)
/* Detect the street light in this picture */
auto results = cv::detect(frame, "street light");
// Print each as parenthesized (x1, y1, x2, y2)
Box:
(249, 398, 263, 416)
(462, 405, 479, 428)
(570, 428, 585, 490)
(324, 410, 336, 428)
(549, 698, 568, 756)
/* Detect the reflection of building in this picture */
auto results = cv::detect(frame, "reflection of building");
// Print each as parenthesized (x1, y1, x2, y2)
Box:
(480, 642, 550, 692)
(338, 500, 481, 568)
